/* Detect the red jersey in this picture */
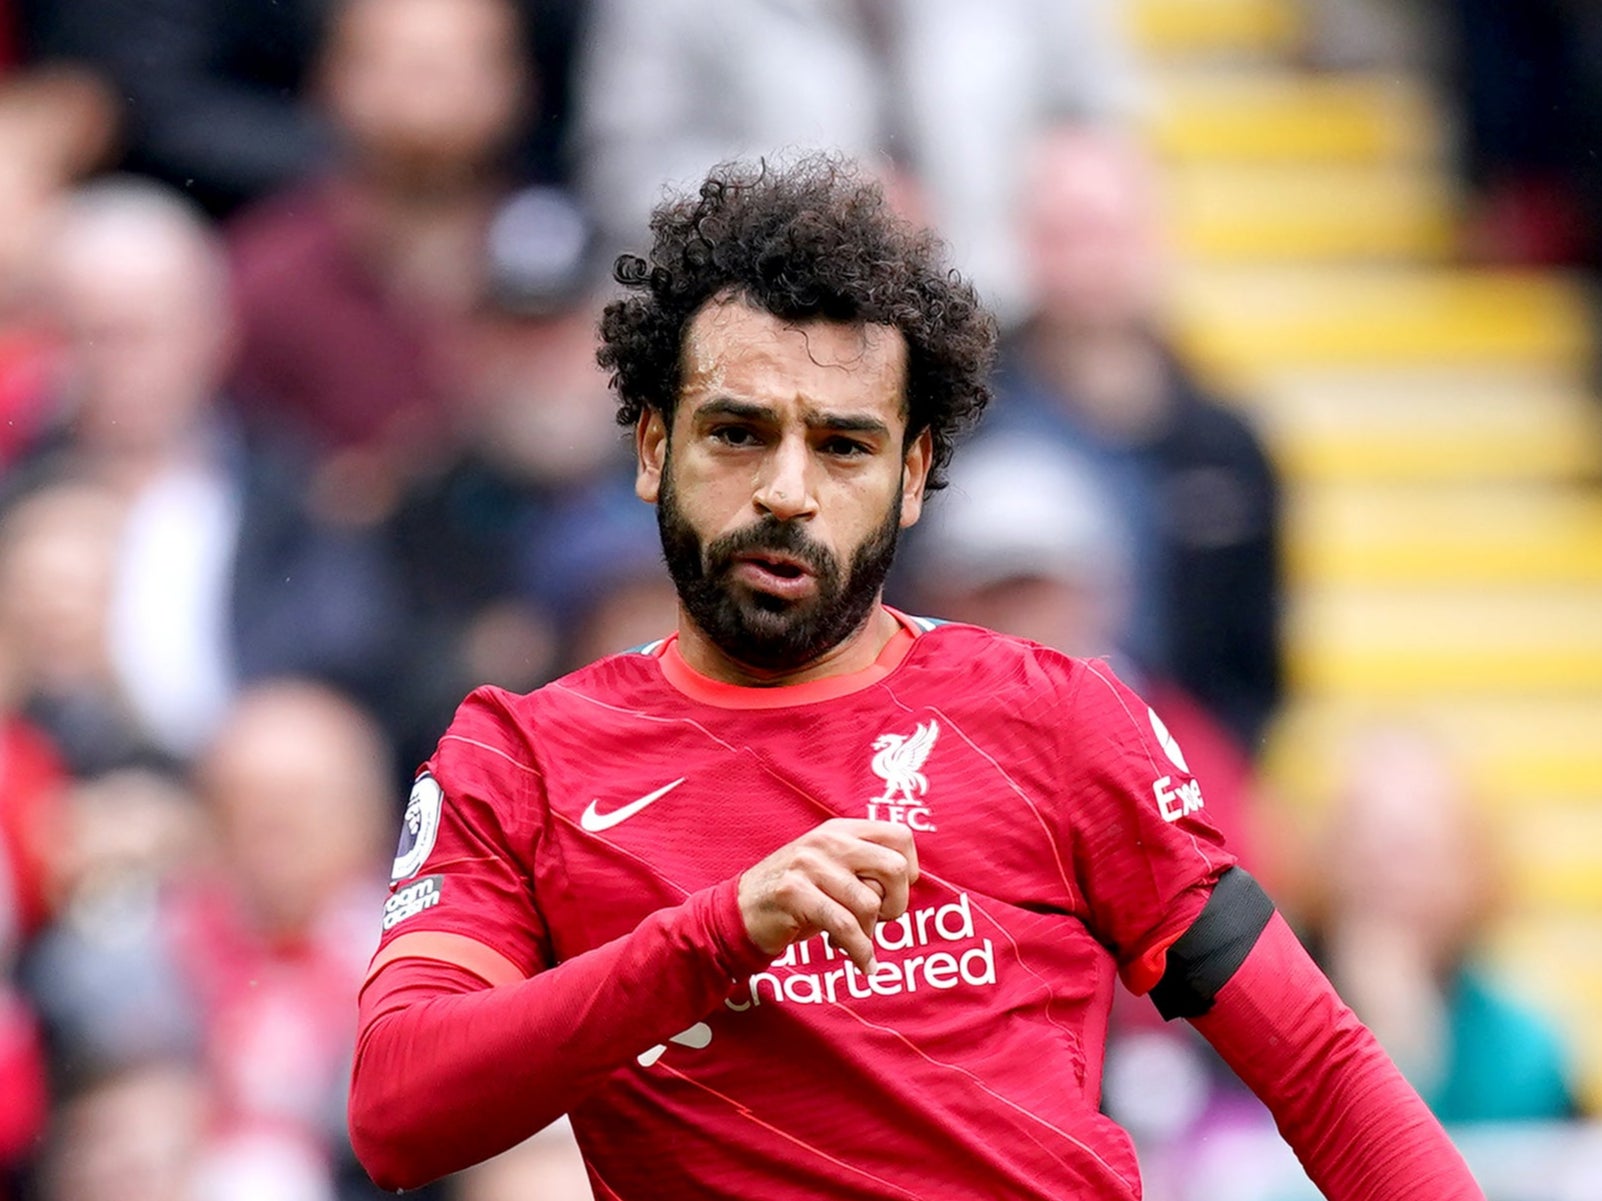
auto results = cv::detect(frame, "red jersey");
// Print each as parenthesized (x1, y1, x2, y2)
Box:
(368, 613, 1234, 1200)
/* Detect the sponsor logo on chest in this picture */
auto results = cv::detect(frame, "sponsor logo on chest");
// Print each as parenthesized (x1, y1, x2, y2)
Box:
(865, 719, 939, 831)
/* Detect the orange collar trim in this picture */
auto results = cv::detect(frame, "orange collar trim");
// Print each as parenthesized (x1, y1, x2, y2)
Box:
(655, 608, 924, 709)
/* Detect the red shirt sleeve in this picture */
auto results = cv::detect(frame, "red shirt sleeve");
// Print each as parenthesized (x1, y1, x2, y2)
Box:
(350, 876, 774, 1191)
(1192, 914, 1484, 1201)
(351, 687, 779, 1190)
(1057, 660, 1236, 993)
(369, 687, 552, 987)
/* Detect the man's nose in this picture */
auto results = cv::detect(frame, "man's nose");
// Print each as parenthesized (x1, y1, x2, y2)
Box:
(753, 437, 818, 521)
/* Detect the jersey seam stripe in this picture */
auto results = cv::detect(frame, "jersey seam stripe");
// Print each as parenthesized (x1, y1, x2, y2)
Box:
(548, 683, 751, 751)
(918, 867, 1075, 1042)
(879, 685, 1082, 913)
(549, 809, 692, 898)
(1078, 661, 1163, 779)
(1078, 661, 1221, 876)
(825, 1000, 1132, 1190)
(548, 685, 845, 818)
(440, 733, 542, 775)
(656, 1063, 927, 1200)
(874, 686, 1080, 1036)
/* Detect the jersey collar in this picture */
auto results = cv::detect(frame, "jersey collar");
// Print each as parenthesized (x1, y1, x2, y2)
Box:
(653, 607, 925, 709)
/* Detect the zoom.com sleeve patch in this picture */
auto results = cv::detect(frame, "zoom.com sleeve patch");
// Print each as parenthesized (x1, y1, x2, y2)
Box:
(383, 874, 444, 932)
(391, 772, 443, 882)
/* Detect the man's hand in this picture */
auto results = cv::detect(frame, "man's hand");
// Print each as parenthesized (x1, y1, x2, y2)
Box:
(737, 819, 919, 974)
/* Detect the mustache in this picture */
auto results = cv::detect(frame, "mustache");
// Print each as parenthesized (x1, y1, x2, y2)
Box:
(704, 518, 832, 577)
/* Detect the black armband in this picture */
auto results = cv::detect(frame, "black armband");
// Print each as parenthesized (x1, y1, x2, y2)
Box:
(1149, 867, 1274, 1021)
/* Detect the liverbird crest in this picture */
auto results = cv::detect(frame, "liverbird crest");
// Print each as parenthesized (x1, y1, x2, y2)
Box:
(869, 719, 940, 806)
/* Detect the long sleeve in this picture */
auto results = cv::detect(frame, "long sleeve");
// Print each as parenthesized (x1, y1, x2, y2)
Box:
(1190, 914, 1484, 1201)
(348, 877, 772, 1192)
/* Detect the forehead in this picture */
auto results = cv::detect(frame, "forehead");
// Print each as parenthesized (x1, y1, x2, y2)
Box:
(679, 296, 908, 423)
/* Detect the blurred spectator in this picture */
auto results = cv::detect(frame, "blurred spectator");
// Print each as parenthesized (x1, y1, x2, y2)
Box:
(24, 766, 203, 1082)
(0, 581, 64, 950)
(19, 0, 584, 217)
(29, 682, 395, 1199)
(228, 0, 538, 501)
(451, 1119, 592, 1201)
(1305, 725, 1579, 1123)
(0, 483, 156, 775)
(0, 612, 55, 1200)
(1436, 0, 1599, 267)
(906, 431, 1258, 861)
(575, 0, 1138, 322)
(10, 177, 405, 762)
(0, 66, 118, 467)
(383, 183, 653, 764)
(551, 492, 678, 673)
(997, 124, 1283, 753)
(39, 1061, 208, 1201)
(176, 681, 391, 1198)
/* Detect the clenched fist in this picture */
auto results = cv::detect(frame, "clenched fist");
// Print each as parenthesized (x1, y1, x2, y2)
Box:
(738, 819, 919, 973)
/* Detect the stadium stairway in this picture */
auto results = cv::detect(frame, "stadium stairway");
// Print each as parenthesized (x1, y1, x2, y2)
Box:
(1131, 0, 1602, 1109)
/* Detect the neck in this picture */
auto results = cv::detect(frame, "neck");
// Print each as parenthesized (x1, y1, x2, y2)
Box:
(674, 601, 901, 688)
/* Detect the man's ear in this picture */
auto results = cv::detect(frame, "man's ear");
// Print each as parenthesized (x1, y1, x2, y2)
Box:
(898, 428, 934, 528)
(635, 409, 668, 503)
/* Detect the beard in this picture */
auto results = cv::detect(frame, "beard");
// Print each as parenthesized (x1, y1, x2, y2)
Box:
(657, 463, 902, 674)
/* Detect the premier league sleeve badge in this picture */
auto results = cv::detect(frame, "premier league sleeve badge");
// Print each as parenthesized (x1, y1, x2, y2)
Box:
(391, 772, 444, 882)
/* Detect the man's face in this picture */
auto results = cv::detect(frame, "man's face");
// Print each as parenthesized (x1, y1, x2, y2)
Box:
(1021, 128, 1165, 332)
(636, 296, 930, 672)
(325, 0, 527, 184)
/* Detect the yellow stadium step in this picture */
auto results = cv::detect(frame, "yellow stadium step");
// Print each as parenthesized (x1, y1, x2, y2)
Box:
(1244, 364, 1602, 482)
(1171, 267, 1597, 382)
(1270, 411, 1601, 483)
(1149, 69, 1442, 165)
(1265, 696, 1602, 811)
(1288, 483, 1602, 585)
(1288, 485, 1602, 586)
(1236, 362, 1595, 419)
(1288, 583, 1602, 694)
(1131, 0, 1303, 60)
(1167, 161, 1459, 263)
(1502, 804, 1602, 911)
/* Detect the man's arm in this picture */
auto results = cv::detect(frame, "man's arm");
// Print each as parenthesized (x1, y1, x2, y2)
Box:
(1155, 869, 1484, 1201)
(349, 877, 768, 1191)
(349, 818, 917, 1191)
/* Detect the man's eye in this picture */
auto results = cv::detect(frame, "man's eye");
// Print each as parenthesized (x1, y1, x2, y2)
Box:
(711, 426, 759, 446)
(823, 438, 870, 457)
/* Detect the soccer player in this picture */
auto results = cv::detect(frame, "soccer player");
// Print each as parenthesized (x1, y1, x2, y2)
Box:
(349, 157, 1483, 1200)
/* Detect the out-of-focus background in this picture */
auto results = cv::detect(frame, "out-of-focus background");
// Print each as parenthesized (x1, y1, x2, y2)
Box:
(0, 0, 1596, 1198)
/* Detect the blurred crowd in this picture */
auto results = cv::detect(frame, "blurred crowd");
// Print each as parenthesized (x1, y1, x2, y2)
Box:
(0, 0, 1586, 1199)
(1309, 0, 1602, 268)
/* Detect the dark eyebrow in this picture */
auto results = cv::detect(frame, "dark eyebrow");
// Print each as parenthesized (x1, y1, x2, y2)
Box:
(695, 397, 777, 425)
(811, 413, 891, 438)
(694, 396, 891, 439)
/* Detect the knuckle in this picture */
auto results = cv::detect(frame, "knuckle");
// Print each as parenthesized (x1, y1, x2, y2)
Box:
(773, 873, 809, 907)
(794, 846, 832, 877)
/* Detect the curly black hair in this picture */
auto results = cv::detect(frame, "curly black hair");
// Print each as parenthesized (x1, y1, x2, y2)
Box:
(596, 156, 996, 491)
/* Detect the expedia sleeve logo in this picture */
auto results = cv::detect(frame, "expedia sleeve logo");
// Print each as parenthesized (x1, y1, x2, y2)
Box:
(383, 874, 443, 931)
(1148, 708, 1204, 823)
(391, 772, 444, 882)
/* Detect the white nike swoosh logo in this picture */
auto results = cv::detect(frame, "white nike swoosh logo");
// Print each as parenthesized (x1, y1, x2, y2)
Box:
(580, 778, 686, 833)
